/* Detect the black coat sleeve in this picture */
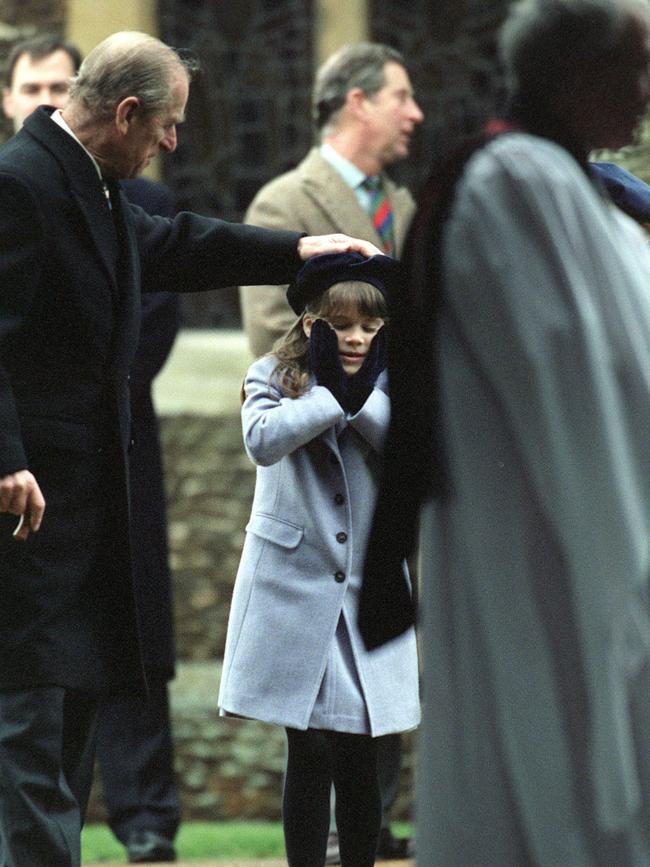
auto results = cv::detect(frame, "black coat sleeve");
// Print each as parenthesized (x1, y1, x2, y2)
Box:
(130, 205, 304, 295)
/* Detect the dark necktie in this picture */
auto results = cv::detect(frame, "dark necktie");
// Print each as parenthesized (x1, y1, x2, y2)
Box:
(362, 176, 394, 255)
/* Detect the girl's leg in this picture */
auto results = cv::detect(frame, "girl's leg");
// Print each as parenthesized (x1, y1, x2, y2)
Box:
(283, 727, 332, 867)
(326, 731, 382, 867)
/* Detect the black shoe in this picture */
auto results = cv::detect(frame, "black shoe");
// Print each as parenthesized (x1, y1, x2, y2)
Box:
(126, 830, 177, 863)
(376, 826, 413, 859)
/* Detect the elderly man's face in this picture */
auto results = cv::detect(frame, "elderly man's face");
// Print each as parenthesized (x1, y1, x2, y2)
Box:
(2, 50, 75, 132)
(111, 68, 189, 178)
(569, 13, 650, 150)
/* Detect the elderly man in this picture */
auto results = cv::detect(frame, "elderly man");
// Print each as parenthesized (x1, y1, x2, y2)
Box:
(0, 30, 379, 867)
(362, 0, 650, 864)
(3, 33, 182, 864)
(239, 42, 423, 357)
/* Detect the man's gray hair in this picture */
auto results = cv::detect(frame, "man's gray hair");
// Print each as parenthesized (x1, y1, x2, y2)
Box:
(499, 0, 650, 96)
(312, 42, 405, 135)
(67, 31, 197, 117)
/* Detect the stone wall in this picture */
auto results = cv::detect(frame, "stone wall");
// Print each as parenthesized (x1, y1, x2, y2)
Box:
(165, 414, 252, 661)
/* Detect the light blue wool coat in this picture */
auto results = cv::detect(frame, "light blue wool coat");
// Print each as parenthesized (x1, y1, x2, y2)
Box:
(218, 354, 420, 736)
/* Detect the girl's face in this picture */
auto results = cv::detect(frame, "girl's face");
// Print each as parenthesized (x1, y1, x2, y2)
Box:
(303, 306, 385, 377)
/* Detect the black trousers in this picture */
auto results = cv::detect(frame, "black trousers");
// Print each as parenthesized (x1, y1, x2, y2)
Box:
(95, 676, 180, 844)
(0, 686, 100, 867)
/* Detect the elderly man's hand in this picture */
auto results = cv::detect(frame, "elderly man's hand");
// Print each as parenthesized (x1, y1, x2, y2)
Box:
(298, 234, 383, 260)
(0, 469, 46, 540)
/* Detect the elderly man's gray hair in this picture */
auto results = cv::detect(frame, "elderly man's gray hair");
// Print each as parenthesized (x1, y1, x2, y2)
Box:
(68, 31, 197, 117)
(312, 42, 405, 135)
(499, 0, 650, 96)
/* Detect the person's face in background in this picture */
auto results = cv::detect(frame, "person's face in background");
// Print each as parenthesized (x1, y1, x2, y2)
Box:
(2, 49, 76, 132)
(362, 62, 424, 169)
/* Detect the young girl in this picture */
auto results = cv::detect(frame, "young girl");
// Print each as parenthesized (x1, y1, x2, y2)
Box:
(218, 252, 420, 867)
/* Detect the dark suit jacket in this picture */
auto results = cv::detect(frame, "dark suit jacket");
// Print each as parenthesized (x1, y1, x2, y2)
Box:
(0, 107, 302, 694)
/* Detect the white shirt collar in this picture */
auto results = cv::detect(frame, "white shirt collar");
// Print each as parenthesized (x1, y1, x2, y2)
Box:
(320, 142, 367, 191)
(50, 109, 104, 180)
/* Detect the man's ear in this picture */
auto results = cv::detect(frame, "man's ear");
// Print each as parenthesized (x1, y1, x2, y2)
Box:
(115, 96, 140, 134)
(344, 86, 369, 121)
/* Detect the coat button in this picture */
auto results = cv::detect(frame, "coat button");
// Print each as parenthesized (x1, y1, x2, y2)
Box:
(334, 571, 346, 583)
(336, 531, 347, 543)
(334, 493, 345, 505)
(329, 454, 338, 465)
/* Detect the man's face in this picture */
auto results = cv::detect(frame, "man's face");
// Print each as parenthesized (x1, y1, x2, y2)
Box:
(363, 62, 424, 168)
(112, 68, 189, 179)
(3, 49, 75, 132)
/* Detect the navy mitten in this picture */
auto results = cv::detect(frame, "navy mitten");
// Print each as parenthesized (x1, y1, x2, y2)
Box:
(345, 325, 387, 415)
(308, 317, 347, 407)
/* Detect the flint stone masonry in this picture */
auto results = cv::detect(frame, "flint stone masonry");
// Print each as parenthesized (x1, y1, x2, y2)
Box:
(164, 414, 253, 661)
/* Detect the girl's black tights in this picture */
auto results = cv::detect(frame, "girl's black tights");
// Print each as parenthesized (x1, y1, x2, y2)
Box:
(282, 727, 382, 867)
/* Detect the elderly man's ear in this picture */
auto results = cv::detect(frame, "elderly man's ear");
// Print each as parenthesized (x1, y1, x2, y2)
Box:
(115, 96, 140, 133)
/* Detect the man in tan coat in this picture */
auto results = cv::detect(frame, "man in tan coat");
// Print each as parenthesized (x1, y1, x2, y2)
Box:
(239, 42, 423, 357)
(239, 41, 423, 862)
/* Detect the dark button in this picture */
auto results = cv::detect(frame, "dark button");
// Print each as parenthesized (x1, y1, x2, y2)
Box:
(334, 571, 346, 583)
(334, 493, 345, 505)
(329, 454, 338, 465)
(336, 532, 347, 543)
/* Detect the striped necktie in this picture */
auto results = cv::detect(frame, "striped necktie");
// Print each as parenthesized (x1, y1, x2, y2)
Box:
(362, 175, 394, 255)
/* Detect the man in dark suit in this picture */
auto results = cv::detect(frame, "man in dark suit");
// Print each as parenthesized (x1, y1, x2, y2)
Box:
(0, 30, 380, 867)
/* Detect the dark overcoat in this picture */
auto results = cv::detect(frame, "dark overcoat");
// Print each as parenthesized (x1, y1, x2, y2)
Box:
(0, 107, 302, 694)
(120, 177, 179, 680)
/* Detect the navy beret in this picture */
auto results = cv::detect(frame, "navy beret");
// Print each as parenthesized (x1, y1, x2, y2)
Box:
(590, 161, 650, 223)
(286, 252, 401, 315)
